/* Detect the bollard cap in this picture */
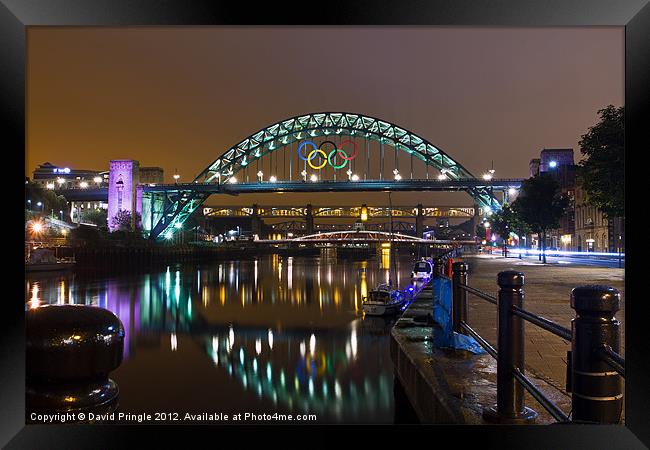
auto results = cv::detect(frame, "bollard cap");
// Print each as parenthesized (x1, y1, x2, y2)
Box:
(570, 285, 620, 313)
(497, 270, 524, 288)
(27, 305, 125, 381)
(452, 261, 468, 272)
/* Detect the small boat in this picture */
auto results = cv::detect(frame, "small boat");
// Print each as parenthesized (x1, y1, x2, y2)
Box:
(362, 283, 406, 316)
(411, 258, 434, 281)
(26, 248, 75, 272)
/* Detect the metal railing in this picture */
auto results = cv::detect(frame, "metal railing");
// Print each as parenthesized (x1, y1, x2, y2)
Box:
(432, 245, 468, 280)
(451, 262, 625, 424)
(26, 238, 69, 248)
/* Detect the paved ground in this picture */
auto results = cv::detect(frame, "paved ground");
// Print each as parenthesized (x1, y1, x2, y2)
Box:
(485, 248, 625, 269)
(458, 254, 625, 419)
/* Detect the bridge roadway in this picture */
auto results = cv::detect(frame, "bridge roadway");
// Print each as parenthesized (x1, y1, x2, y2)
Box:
(54, 178, 522, 201)
(253, 238, 476, 246)
(204, 205, 478, 219)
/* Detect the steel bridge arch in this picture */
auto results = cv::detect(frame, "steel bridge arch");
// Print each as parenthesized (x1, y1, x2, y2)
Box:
(197, 111, 479, 184)
(149, 112, 500, 240)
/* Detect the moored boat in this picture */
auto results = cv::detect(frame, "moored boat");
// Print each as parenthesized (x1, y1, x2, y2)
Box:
(26, 248, 75, 273)
(362, 283, 406, 316)
(411, 258, 434, 281)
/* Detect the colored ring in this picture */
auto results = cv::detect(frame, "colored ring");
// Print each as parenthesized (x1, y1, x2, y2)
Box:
(307, 149, 328, 169)
(297, 141, 318, 161)
(319, 140, 338, 152)
(338, 139, 358, 160)
(327, 148, 349, 169)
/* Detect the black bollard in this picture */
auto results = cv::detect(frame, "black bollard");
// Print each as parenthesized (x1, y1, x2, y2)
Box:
(451, 262, 468, 334)
(484, 270, 538, 423)
(570, 285, 623, 423)
(26, 305, 124, 421)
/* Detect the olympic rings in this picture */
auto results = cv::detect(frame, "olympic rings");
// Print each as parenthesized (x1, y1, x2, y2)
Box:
(327, 148, 348, 169)
(319, 140, 338, 153)
(296, 139, 358, 170)
(307, 149, 328, 169)
(338, 139, 358, 160)
(297, 140, 317, 161)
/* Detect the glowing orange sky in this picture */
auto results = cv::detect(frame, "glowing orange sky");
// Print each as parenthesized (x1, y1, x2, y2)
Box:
(27, 27, 623, 206)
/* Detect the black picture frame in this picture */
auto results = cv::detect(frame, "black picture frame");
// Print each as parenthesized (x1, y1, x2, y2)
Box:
(3, 0, 649, 447)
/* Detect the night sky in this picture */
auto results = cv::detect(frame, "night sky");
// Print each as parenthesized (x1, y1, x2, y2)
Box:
(27, 27, 623, 207)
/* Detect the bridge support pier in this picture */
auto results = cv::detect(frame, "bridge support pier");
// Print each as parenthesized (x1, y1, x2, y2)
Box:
(251, 204, 263, 238)
(471, 203, 480, 240)
(305, 204, 314, 235)
(415, 203, 424, 238)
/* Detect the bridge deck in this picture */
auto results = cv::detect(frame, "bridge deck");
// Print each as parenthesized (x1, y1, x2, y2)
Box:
(55, 178, 522, 201)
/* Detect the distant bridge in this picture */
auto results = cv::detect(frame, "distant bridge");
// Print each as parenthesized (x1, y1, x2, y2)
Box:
(203, 205, 480, 219)
(253, 230, 475, 246)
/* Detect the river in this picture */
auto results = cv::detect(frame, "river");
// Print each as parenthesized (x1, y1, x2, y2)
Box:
(25, 252, 423, 423)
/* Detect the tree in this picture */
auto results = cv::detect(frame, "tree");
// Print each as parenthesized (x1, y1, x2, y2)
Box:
(83, 208, 108, 229)
(110, 209, 142, 232)
(512, 173, 569, 264)
(69, 224, 102, 245)
(25, 182, 68, 218)
(475, 222, 486, 241)
(577, 105, 624, 218)
(489, 204, 529, 258)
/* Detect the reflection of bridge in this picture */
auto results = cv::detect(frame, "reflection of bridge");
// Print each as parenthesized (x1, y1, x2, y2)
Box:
(201, 324, 393, 420)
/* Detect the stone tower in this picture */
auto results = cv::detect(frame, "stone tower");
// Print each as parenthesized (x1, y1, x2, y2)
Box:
(108, 160, 140, 231)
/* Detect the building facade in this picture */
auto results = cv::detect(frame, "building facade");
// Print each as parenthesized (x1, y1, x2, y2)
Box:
(574, 184, 608, 252)
(573, 184, 623, 253)
(528, 148, 576, 250)
(139, 167, 164, 184)
(32, 162, 109, 223)
(32, 162, 108, 189)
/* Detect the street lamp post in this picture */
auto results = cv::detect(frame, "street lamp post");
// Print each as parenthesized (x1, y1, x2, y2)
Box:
(618, 234, 622, 268)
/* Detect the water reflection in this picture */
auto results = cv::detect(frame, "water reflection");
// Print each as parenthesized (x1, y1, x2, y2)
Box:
(25, 254, 415, 422)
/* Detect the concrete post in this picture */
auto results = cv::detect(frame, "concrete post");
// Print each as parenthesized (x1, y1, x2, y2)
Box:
(306, 204, 314, 235)
(251, 204, 262, 237)
(415, 203, 424, 238)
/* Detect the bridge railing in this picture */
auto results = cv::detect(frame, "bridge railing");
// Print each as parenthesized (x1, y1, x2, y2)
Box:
(451, 262, 624, 424)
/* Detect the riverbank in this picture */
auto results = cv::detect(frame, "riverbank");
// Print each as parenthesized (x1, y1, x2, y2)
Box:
(64, 244, 323, 269)
(390, 270, 571, 424)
